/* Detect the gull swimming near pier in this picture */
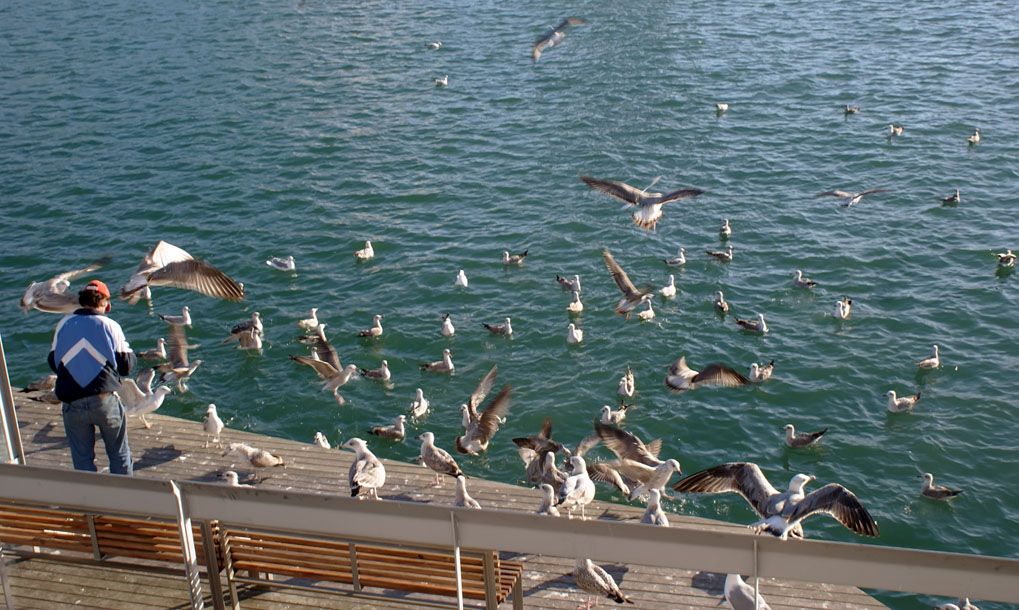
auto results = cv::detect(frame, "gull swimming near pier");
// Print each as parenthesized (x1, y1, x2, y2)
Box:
(792, 270, 817, 288)
(557, 456, 596, 519)
(420, 348, 454, 373)
(536, 483, 560, 516)
(341, 438, 386, 500)
(532, 17, 587, 62)
(617, 366, 634, 398)
(748, 360, 774, 383)
(967, 128, 980, 145)
(454, 475, 481, 509)
(434, 74, 448, 87)
(358, 314, 384, 338)
(437, 312, 455, 336)
(266, 255, 295, 271)
(556, 274, 582, 292)
(997, 249, 1016, 267)
(600, 403, 629, 425)
(119, 368, 172, 429)
(225, 312, 263, 341)
(409, 388, 429, 418)
(361, 359, 392, 382)
(940, 189, 961, 206)
(735, 313, 768, 333)
(159, 306, 192, 327)
(120, 241, 244, 304)
(672, 462, 879, 540)
(843, 104, 860, 115)
(720, 218, 732, 238)
(483, 317, 513, 336)
(222, 442, 285, 482)
(887, 390, 921, 413)
(313, 431, 331, 449)
(604, 249, 654, 319)
(502, 250, 528, 265)
(665, 356, 750, 393)
(354, 240, 374, 260)
(369, 414, 406, 441)
(454, 269, 468, 287)
(19, 255, 112, 314)
(567, 290, 584, 313)
(815, 188, 890, 208)
(834, 297, 852, 320)
(138, 338, 167, 361)
(417, 431, 465, 485)
(203, 403, 224, 448)
(920, 472, 962, 501)
(917, 344, 940, 369)
(581, 175, 705, 232)
(724, 574, 772, 610)
(297, 307, 319, 331)
(663, 247, 686, 266)
(706, 245, 734, 262)
(783, 424, 827, 448)
(566, 322, 584, 344)
(156, 323, 201, 392)
(714, 290, 730, 314)
(573, 557, 634, 607)
(642, 489, 670, 526)
(659, 275, 677, 299)
(636, 299, 655, 321)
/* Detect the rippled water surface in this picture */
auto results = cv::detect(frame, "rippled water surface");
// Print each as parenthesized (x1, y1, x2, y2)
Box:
(2, 1, 1018, 607)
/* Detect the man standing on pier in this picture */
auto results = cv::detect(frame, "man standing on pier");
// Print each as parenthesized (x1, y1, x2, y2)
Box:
(47, 280, 136, 475)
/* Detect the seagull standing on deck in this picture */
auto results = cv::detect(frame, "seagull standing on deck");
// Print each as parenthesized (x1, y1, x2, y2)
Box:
(454, 475, 482, 509)
(581, 175, 705, 232)
(557, 455, 596, 519)
(222, 442, 285, 482)
(536, 483, 560, 516)
(204, 403, 224, 448)
(532, 17, 587, 62)
(341, 438, 386, 500)
(417, 431, 465, 486)
(642, 489, 670, 526)
(724, 573, 772, 610)
(572, 557, 634, 607)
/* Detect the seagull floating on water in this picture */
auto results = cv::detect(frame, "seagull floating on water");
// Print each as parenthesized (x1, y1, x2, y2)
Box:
(361, 359, 392, 382)
(617, 366, 634, 398)
(748, 360, 774, 383)
(266, 255, 295, 272)
(887, 390, 921, 413)
(672, 462, 879, 540)
(735, 313, 768, 333)
(920, 472, 962, 501)
(581, 175, 705, 232)
(440, 312, 455, 336)
(138, 338, 167, 361)
(454, 269, 468, 287)
(967, 127, 980, 145)
(120, 241, 244, 304)
(19, 255, 112, 314)
(502, 250, 528, 265)
(354, 240, 374, 260)
(357, 314, 384, 338)
(888, 124, 904, 137)
(572, 557, 634, 606)
(720, 218, 732, 238)
(556, 274, 581, 292)
(566, 322, 584, 344)
(714, 290, 730, 314)
(706, 245, 734, 262)
(483, 317, 513, 336)
(159, 306, 191, 327)
(409, 388, 429, 418)
(783, 424, 827, 448)
(940, 189, 961, 206)
(341, 438, 386, 500)
(816, 188, 890, 208)
(792, 269, 817, 288)
(434, 74, 448, 87)
(420, 348, 454, 373)
(297, 307, 319, 331)
(665, 356, 750, 393)
(426, 41, 442, 50)
(663, 247, 686, 266)
(604, 249, 654, 319)
(659, 275, 676, 299)
(715, 102, 729, 114)
(566, 290, 584, 314)
(834, 297, 852, 320)
(636, 299, 655, 321)
(600, 403, 629, 425)
(843, 104, 860, 115)
(997, 249, 1016, 267)
(532, 17, 587, 62)
(724, 573, 772, 610)
(368, 414, 406, 441)
(417, 431, 465, 486)
(917, 344, 940, 369)
(203, 403, 224, 448)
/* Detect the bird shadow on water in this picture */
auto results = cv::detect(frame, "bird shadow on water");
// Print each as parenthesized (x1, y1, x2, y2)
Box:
(133, 445, 183, 471)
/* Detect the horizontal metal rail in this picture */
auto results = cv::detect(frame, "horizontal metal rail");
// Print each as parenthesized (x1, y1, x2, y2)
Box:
(2, 463, 1018, 604)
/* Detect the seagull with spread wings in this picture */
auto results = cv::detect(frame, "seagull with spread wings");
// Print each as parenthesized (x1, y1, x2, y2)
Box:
(672, 462, 879, 540)
(20, 255, 113, 314)
(815, 188, 890, 208)
(664, 356, 751, 393)
(290, 326, 359, 404)
(155, 323, 202, 393)
(532, 17, 587, 62)
(120, 241, 244, 304)
(581, 175, 705, 231)
(455, 366, 512, 455)
(603, 249, 654, 320)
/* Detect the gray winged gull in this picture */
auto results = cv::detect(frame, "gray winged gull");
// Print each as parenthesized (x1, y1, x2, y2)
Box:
(556, 455, 596, 519)
(996, 249, 1015, 267)
(888, 124, 904, 137)
(266, 255, 295, 271)
(313, 431, 331, 449)
(358, 314, 383, 338)
(417, 431, 465, 486)
(917, 344, 940, 369)
(454, 475, 481, 509)
(566, 322, 584, 343)
(625, 459, 682, 502)
(920, 473, 962, 501)
(20, 255, 112, 314)
(714, 290, 730, 314)
(361, 359, 392, 382)
(600, 403, 629, 425)
(782, 424, 827, 448)
(409, 388, 430, 418)
(815, 188, 890, 208)
(536, 483, 560, 516)
(483, 317, 513, 336)
(368, 414, 406, 441)
(138, 338, 167, 361)
(720, 218, 732, 238)
(223, 312, 262, 342)
(887, 390, 921, 413)
(671, 462, 879, 540)
(792, 270, 817, 288)
(724, 573, 772, 610)
(155, 323, 201, 392)
(290, 326, 359, 403)
(844, 104, 860, 115)
(581, 175, 705, 232)
(502, 250, 528, 265)
(572, 557, 634, 606)
(341, 438, 386, 500)
(456, 366, 510, 454)
(735, 313, 768, 333)
(665, 356, 750, 393)
(203, 403, 225, 448)
(603, 249, 654, 319)
(222, 442, 285, 482)
(119, 368, 172, 429)
(663, 247, 686, 266)
(532, 17, 587, 62)
(556, 274, 582, 292)
(940, 189, 961, 206)
(420, 348, 454, 373)
(595, 421, 664, 468)
(706, 245, 734, 262)
(159, 306, 191, 327)
(120, 241, 244, 303)
(641, 488, 670, 526)
(748, 360, 774, 383)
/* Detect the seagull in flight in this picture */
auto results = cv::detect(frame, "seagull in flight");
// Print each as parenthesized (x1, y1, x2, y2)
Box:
(603, 249, 654, 320)
(120, 241, 244, 304)
(20, 255, 112, 314)
(672, 462, 879, 540)
(581, 175, 705, 232)
(532, 17, 587, 62)
(815, 188, 890, 208)
(664, 356, 750, 393)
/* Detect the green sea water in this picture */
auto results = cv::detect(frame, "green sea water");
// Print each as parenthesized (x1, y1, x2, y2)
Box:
(1, 1, 1017, 607)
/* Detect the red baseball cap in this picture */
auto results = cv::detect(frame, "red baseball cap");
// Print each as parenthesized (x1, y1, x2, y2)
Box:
(84, 280, 111, 299)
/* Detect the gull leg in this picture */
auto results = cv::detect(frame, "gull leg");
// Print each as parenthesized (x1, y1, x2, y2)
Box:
(141, 415, 152, 429)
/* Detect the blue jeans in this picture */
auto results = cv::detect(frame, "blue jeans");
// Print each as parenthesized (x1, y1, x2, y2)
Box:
(61, 394, 133, 475)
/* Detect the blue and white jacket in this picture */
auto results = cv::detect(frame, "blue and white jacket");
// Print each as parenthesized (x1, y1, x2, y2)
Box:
(48, 309, 136, 403)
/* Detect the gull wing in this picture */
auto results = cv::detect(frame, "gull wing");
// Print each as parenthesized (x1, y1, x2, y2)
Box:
(595, 420, 661, 467)
(586, 462, 633, 496)
(573, 431, 601, 457)
(466, 364, 499, 415)
(474, 385, 512, 443)
(146, 259, 244, 301)
(136, 367, 156, 394)
(351, 454, 385, 490)
(290, 355, 339, 380)
(691, 363, 751, 387)
(118, 378, 147, 409)
(815, 190, 855, 199)
(786, 483, 879, 537)
(671, 462, 779, 519)
(31, 292, 79, 314)
(581, 176, 648, 206)
(653, 187, 705, 205)
(53, 254, 114, 283)
(165, 323, 190, 369)
(603, 249, 641, 299)
(860, 188, 890, 196)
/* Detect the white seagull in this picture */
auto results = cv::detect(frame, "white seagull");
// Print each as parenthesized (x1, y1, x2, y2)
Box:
(566, 323, 584, 344)
(724, 573, 772, 610)
(887, 389, 921, 413)
(748, 360, 774, 383)
(434, 74, 448, 87)
(19, 255, 112, 314)
(454, 269, 468, 287)
(672, 462, 879, 540)
(967, 127, 980, 145)
(203, 403, 225, 448)
(266, 255, 295, 271)
(783, 424, 827, 448)
(600, 403, 629, 425)
(361, 359, 392, 382)
(426, 41, 442, 50)
(159, 305, 192, 327)
(120, 241, 244, 304)
(617, 365, 635, 398)
(641, 488, 670, 527)
(556, 274, 582, 292)
(581, 174, 705, 232)
(720, 218, 732, 238)
(297, 307, 319, 331)
(834, 297, 852, 320)
(714, 290, 730, 314)
(222, 442, 285, 482)
(417, 431, 465, 486)
(354, 240, 374, 260)
(409, 388, 429, 418)
(502, 250, 528, 265)
(454, 475, 481, 509)
(357, 314, 384, 338)
(341, 438, 386, 500)
(483, 317, 513, 336)
(556, 455, 596, 519)
(920, 472, 962, 501)
(917, 344, 940, 369)
(665, 356, 750, 393)
(419, 348, 454, 373)
(715, 102, 729, 114)
(735, 313, 768, 333)
(536, 483, 560, 516)
(368, 414, 406, 441)
(313, 431, 331, 449)
(636, 299, 655, 321)
(659, 274, 677, 299)
(119, 368, 173, 429)
(566, 290, 584, 314)
(792, 269, 817, 288)
(815, 188, 890, 208)
(440, 312, 456, 336)
(138, 338, 167, 361)
(706, 244, 734, 262)
(663, 247, 686, 266)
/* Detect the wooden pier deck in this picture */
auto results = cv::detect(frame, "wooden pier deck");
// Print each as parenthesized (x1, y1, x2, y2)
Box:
(3, 388, 889, 610)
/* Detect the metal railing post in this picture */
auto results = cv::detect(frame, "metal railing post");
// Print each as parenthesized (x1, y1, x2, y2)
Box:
(0, 333, 26, 465)
(171, 481, 205, 610)
(450, 511, 464, 610)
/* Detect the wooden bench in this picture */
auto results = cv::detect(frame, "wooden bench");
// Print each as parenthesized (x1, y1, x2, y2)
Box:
(0, 501, 226, 609)
(220, 525, 524, 610)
